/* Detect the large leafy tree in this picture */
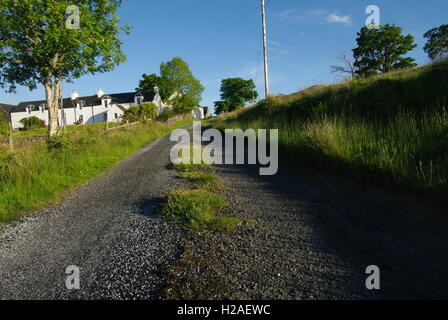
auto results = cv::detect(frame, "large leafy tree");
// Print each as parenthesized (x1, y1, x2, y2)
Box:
(353, 24, 417, 77)
(214, 78, 258, 115)
(136, 57, 204, 113)
(135, 73, 173, 101)
(424, 24, 448, 61)
(160, 57, 204, 106)
(0, 0, 129, 136)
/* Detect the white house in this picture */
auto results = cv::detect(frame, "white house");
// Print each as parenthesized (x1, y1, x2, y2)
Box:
(192, 106, 212, 120)
(3, 87, 167, 129)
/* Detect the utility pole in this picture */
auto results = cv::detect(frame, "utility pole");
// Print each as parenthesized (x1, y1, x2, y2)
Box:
(261, 0, 269, 99)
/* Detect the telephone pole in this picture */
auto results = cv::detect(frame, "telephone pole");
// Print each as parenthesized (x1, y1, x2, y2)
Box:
(261, 0, 269, 99)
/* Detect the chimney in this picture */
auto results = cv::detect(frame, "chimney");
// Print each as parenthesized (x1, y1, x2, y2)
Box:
(71, 90, 79, 101)
(97, 88, 104, 98)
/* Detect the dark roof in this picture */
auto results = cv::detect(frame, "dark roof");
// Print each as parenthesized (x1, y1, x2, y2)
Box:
(13, 91, 156, 113)
(0, 103, 16, 115)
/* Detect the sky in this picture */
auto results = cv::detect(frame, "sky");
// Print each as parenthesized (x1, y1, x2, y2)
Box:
(2, 0, 447, 113)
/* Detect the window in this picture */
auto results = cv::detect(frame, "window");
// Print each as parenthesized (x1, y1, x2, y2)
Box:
(114, 113, 118, 119)
(39, 104, 46, 112)
(79, 115, 84, 123)
(78, 100, 85, 110)
(135, 93, 144, 105)
(26, 105, 35, 114)
(102, 96, 112, 108)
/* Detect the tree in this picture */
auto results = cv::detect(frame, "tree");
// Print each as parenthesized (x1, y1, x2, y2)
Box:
(0, 0, 130, 137)
(214, 78, 258, 115)
(330, 52, 357, 79)
(160, 57, 204, 106)
(353, 24, 417, 77)
(424, 24, 448, 61)
(136, 73, 173, 101)
(172, 95, 197, 114)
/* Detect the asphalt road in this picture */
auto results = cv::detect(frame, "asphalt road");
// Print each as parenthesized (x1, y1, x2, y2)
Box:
(1, 127, 447, 300)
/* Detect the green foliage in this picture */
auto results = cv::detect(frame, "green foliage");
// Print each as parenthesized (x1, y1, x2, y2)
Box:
(0, 149, 17, 181)
(211, 61, 448, 198)
(156, 110, 177, 122)
(0, 122, 8, 136)
(0, 0, 129, 90)
(160, 57, 204, 106)
(0, 0, 130, 137)
(136, 57, 204, 109)
(123, 103, 157, 123)
(424, 24, 448, 61)
(19, 116, 45, 131)
(46, 134, 69, 152)
(172, 95, 197, 114)
(160, 189, 239, 232)
(0, 119, 193, 223)
(136, 73, 174, 101)
(353, 24, 417, 77)
(214, 78, 258, 115)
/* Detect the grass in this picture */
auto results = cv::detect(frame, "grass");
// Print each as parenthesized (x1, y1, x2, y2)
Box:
(0, 119, 193, 223)
(159, 189, 239, 232)
(209, 61, 448, 200)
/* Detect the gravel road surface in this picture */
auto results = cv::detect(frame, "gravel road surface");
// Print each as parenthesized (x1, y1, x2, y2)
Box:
(1, 126, 447, 300)
(0, 134, 187, 300)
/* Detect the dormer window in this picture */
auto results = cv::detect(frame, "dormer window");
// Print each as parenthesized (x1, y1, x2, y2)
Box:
(102, 96, 112, 108)
(77, 100, 85, 110)
(135, 93, 144, 105)
(39, 104, 46, 112)
(26, 105, 35, 114)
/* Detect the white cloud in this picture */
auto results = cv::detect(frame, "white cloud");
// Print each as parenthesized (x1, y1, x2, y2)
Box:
(325, 12, 351, 25)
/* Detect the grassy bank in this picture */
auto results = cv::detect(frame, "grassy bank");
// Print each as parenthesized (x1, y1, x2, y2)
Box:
(210, 61, 448, 199)
(0, 119, 192, 223)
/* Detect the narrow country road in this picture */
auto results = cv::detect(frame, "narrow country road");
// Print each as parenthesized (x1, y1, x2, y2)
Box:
(0, 133, 187, 300)
(1, 126, 448, 300)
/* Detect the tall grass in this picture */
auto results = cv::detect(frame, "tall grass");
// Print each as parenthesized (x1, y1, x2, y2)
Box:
(0, 119, 192, 223)
(210, 61, 448, 198)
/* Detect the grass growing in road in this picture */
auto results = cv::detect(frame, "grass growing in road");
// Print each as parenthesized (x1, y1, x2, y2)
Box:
(160, 189, 239, 232)
(0, 119, 192, 223)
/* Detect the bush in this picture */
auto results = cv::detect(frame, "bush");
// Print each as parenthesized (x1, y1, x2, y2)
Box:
(157, 110, 176, 122)
(123, 103, 157, 123)
(19, 116, 45, 131)
(46, 134, 69, 152)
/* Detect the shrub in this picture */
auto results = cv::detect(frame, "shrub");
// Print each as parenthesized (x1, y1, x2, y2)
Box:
(123, 103, 157, 123)
(19, 116, 45, 131)
(46, 134, 69, 152)
(157, 110, 176, 122)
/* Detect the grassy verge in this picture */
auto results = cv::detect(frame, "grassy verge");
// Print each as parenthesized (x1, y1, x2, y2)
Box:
(209, 61, 448, 200)
(0, 119, 192, 223)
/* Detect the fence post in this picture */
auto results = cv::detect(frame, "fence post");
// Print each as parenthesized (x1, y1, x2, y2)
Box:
(8, 113, 14, 152)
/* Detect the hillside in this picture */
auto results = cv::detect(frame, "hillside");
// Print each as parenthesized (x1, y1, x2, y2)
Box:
(211, 61, 448, 199)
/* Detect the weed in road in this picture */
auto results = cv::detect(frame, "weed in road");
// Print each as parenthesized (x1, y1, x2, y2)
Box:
(160, 189, 240, 233)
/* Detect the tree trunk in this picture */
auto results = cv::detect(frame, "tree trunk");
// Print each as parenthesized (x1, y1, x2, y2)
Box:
(45, 79, 62, 137)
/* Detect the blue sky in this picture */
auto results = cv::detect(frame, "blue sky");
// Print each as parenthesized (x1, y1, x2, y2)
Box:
(2, 0, 447, 112)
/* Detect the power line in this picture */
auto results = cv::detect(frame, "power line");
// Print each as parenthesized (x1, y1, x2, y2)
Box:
(185, 3, 263, 58)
